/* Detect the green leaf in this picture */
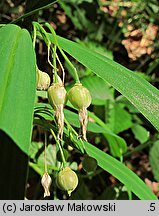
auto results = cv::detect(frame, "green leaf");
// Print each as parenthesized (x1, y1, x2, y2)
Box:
(51, 35, 159, 131)
(0, 24, 36, 199)
(131, 124, 149, 144)
(149, 141, 159, 182)
(0, 24, 36, 154)
(107, 103, 133, 134)
(116, 95, 139, 113)
(84, 142, 157, 200)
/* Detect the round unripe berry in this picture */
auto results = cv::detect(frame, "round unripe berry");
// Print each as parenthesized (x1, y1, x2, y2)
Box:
(68, 84, 91, 110)
(48, 83, 67, 109)
(56, 167, 78, 195)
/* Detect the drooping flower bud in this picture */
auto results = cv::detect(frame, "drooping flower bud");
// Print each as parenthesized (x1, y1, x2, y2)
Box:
(68, 83, 92, 141)
(48, 82, 67, 140)
(36, 69, 50, 90)
(56, 167, 78, 196)
(41, 172, 52, 197)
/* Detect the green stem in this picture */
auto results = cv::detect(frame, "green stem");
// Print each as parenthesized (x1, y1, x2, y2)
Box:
(45, 22, 80, 84)
(58, 47, 80, 84)
(127, 189, 132, 200)
(44, 132, 47, 173)
(50, 129, 66, 167)
(33, 22, 51, 46)
(52, 45, 58, 83)
(33, 24, 37, 48)
(45, 23, 58, 45)
(120, 155, 123, 163)
(10, 0, 59, 24)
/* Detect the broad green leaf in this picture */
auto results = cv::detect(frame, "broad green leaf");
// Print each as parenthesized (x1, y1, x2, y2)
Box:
(50, 35, 159, 131)
(84, 142, 157, 200)
(149, 141, 159, 182)
(107, 103, 132, 134)
(135, 72, 151, 82)
(0, 24, 36, 199)
(0, 24, 36, 154)
(81, 75, 113, 105)
(131, 124, 149, 144)
(116, 95, 139, 113)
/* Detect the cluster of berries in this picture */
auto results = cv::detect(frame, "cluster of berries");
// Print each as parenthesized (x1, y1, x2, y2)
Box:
(37, 68, 91, 196)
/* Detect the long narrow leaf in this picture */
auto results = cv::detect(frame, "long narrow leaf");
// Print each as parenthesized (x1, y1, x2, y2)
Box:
(84, 142, 157, 200)
(50, 35, 159, 131)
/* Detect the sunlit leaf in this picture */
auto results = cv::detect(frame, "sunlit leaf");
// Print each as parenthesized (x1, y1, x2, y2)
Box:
(85, 142, 157, 200)
(50, 35, 159, 132)
(132, 124, 149, 144)
(0, 24, 36, 154)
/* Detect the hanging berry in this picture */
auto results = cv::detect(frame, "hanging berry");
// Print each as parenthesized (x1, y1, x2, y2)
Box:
(56, 167, 78, 196)
(68, 83, 92, 141)
(48, 82, 67, 140)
